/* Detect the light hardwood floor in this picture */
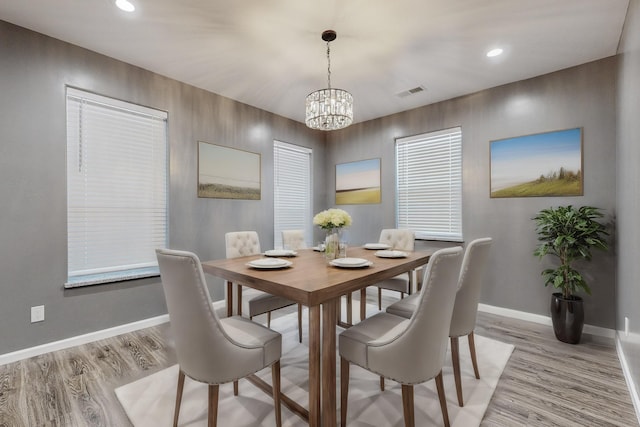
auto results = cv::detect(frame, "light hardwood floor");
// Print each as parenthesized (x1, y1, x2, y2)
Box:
(0, 291, 637, 426)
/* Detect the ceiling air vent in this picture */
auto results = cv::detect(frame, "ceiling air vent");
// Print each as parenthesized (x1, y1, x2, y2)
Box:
(396, 86, 426, 98)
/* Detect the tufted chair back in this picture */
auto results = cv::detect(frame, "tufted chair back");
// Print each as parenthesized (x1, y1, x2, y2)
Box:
(379, 229, 414, 251)
(225, 231, 261, 259)
(282, 229, 307, 250)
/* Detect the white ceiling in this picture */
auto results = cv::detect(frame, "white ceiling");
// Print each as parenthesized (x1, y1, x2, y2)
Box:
(0, 0, 630, 125)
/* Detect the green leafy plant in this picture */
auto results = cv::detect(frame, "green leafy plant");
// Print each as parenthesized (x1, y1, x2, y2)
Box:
(533, 205, 608, 299)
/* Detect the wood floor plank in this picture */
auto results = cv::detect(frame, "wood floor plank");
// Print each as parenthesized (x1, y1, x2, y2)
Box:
(0, 292, 636, 427)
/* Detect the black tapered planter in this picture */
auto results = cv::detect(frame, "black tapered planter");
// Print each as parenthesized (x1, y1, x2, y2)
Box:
(550, 293, 584, 344)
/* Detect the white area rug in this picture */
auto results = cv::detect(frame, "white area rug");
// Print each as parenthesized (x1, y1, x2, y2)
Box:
(116, 304, 514, 426)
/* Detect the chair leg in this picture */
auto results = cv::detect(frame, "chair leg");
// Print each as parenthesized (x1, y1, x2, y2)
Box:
(401, 384, 415, 427)
(267, 311, 271, 328)
(435, 371, 450, 427)
(380, 376, 385, 391)
(233, 380, 238, 396)
(340, 357, 350, 427)
(173, 370, 185, 427)
(468, 332, 480, 379)
(450, 336, 464, 406)
(378, 287, 382, 310)
(272, 361, 282, 427)
(298, 304, 303, 343)
(208, 384, 219, 427)
(400, 292, 405, 299)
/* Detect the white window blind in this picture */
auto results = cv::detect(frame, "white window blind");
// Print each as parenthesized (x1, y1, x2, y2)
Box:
(396, 127, 463, 242)
(273, 141, 312, 248)
(66, 87, 168, 287)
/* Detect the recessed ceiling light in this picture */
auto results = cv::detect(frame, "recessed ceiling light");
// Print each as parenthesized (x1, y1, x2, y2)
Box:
(486, 48, 503, 58)
(115, 0, 135, 12)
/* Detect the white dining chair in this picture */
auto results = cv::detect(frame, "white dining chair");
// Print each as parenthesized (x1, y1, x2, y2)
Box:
(356, 229, 415, 320)
(339, 246, 463, 427)
(226, 231, 303, 342)
(156, 248, 283, 427)
(386, 237, 493, 406)
(281, 229, 307, 250)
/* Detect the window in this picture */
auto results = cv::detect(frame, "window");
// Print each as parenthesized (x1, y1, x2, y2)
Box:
(66, 87, 168, 287)
(396, 127, 462, 241)
(273, 141, 312, 248)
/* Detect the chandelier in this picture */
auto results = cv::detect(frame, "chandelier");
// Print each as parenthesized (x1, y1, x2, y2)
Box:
(305, 30, 353, 131)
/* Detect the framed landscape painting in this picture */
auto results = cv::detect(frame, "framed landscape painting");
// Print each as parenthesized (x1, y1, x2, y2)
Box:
(490, 128, 583, 198)
(198, 141, 261, 199)
(336, 158, 381, 204)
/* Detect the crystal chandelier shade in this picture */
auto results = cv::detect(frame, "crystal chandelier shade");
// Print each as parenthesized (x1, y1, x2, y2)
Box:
(305, 30, 353, 131)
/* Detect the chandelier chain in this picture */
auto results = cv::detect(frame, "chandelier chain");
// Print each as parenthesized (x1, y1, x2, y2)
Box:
(326, 41, 331, 89)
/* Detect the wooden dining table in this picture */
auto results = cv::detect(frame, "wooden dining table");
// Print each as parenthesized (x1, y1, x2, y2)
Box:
(201, 246, 433, 427)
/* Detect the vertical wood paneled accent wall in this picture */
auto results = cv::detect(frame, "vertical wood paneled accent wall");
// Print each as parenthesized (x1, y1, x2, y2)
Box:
(325, 57, 618, 331)
(0, 20, 325, 355)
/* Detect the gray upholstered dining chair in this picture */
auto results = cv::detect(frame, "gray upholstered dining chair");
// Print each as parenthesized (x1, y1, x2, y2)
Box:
(226, 231, 303, 343)
(339, 246, 463, 427)
(156, 248, 283, 427)
(356, 229, 415, 320)
(281, 229, 307, 250)
(386, 237, 493, 407)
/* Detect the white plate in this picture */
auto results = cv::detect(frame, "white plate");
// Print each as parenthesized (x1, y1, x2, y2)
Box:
(375, 250, 408, 258)
(246, 258, 293, 269)
(364, 243, 392, 250)
(330, 257, 372, 268)
(264, 249, 297, 257)
(312, 245, 325, 252)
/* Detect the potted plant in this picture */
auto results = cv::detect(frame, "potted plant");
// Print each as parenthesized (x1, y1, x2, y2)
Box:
(533, 205, 608, 344)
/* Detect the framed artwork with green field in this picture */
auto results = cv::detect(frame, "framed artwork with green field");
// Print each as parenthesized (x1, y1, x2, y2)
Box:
(490, 128, 583, 198)
(335, 158, 381, 204)
(197, 141, 261, 199)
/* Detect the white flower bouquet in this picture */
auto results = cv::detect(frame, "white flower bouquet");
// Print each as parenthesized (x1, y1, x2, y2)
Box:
(313, 208, 352, 230)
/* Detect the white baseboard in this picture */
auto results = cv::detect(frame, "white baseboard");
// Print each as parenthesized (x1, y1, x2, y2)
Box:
(0, 300, 229, 367)
(478, 303, 616, 339)
(0, 314, 169, 366)
(616, 334, 640, 424)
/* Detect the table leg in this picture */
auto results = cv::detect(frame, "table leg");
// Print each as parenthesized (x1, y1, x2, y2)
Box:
(226, 281, 233, 317)
(322, 298, 337, 427)
(309, 305, 321, 427)
(360, 288, 367, 321)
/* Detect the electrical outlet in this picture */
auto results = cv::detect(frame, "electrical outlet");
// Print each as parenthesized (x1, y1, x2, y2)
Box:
(625, 316, 630, 337)
(31, 305, 44, 323)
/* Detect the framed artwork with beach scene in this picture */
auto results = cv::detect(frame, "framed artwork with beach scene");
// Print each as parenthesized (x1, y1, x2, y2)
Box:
(198, 141, 261, 199)
(336, 158, 381, 204)
(490, 128, 583, 198)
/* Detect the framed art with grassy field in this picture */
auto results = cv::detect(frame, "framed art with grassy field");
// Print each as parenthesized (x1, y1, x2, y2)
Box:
(490, 128, 583, 198)
(335, 158, 381, 204)
(197, 141, 261, 200)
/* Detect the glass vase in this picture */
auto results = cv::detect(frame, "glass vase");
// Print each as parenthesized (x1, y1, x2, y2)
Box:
(324, 227, 342, 262)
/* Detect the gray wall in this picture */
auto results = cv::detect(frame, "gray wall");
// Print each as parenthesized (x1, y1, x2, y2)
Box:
(0, 20, 325, 355)
(617, 0, 640, 404)
(326, 58, 618, 329)
(0, 17, 623, 357)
